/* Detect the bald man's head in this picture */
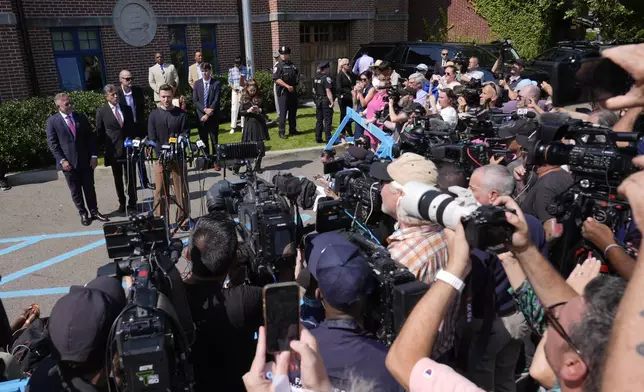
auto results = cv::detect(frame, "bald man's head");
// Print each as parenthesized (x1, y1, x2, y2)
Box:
(119, 70, 132, 89)
(520, 85, 541, 101)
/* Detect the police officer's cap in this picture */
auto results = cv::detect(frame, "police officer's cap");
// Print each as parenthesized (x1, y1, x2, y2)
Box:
(279, 46, 291, 54)
(318, 61, 330, 69)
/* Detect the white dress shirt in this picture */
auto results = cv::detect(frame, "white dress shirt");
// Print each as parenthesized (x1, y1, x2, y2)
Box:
(108, 102, 124, 124)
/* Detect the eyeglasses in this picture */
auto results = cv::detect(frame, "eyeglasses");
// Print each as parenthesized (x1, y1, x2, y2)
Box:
(441, 52, 448, 56)
(122, 77, 132, 81)
(544, 302, 587, 367)
(445, 72, 453, 76)
(360, 78, 368, 81)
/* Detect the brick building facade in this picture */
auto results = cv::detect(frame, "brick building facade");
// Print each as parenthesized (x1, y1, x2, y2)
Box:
(0, 0, 410, 100)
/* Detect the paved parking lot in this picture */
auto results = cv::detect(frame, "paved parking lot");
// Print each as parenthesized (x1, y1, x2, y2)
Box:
(0, 147, 327, 321)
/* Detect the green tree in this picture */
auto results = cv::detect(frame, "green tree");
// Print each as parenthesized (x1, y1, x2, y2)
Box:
(564, 0, 644, 41)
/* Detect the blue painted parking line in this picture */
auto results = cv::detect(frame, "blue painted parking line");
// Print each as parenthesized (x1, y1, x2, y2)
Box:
(0, 287, 70, 299)
(0, 239, 106, 286)
(0, 238, 42, 257)
(0, 230, 103, 244)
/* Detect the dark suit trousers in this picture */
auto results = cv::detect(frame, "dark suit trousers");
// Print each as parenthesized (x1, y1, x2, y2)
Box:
(63, 165, 98, 215)
(198, 119, 219, 156)
(111, 161, 137, 207)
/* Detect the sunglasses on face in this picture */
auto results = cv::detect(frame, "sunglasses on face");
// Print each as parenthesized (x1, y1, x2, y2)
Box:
(360, 78, 368, 81)
(544, 302, 588, 368)
(446, 72, 453, 76)
(122, 77, 132, 81)
(442, 53, 448, 56)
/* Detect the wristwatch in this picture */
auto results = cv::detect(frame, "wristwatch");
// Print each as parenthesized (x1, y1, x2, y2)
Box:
(435, 269, 465, 293)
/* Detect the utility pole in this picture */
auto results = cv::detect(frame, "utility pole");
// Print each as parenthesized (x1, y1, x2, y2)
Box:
(237, 0, 245, 61)
(241, 0, 254, 77)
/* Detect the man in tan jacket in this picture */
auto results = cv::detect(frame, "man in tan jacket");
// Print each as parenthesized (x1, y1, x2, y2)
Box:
(148, 53, 179, 103)
(188, 51, 203, 89)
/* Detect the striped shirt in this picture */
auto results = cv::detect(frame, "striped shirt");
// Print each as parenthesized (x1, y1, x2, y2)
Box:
(387, 224, 459, 358)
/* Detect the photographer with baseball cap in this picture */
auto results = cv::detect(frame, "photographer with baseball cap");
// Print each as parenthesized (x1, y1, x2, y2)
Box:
(370, 153, 458, 360)
(27, 277, 126, 392)
(303, 232, 403, 392)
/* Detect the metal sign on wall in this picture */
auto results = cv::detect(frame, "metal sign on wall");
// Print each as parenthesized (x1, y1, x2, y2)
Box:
(113, 0, 157, 47)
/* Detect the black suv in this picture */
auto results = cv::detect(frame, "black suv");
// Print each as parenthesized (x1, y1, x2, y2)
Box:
(528, 41, 616, 75)
(351, 42, 398, 66)
(383, 42, 499, 81)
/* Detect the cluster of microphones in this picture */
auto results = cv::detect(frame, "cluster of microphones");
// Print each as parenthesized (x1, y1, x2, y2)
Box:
(123, 136, 212, 168)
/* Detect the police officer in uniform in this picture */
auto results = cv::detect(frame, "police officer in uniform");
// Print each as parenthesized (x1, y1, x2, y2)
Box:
(313, 61, 335, 143)
(272, 46, 300, 139)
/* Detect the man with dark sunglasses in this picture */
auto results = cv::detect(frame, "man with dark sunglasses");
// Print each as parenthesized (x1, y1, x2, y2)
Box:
(491, 196, 627, 392)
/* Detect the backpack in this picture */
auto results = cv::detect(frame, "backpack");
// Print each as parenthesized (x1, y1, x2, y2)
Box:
(10, 318, 51, 376)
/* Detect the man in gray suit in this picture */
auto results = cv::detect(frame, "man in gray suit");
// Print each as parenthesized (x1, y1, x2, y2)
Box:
(192, 62, 221, 170)
(148, 53, 179, 103)
(46, 93, 108, 226)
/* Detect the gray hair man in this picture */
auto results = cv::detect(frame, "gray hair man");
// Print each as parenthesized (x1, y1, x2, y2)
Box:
(466, 164, 548, 392)
(370, 153, 458, 359)
(407, 72, 428, 106)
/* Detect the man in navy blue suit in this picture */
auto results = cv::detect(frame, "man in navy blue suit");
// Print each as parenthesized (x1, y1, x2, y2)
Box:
(192, 62, 221, 170)
(46, 92, 109, 226)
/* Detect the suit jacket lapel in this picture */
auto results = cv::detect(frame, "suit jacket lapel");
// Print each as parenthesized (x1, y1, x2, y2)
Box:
(60, 112, 76, 140)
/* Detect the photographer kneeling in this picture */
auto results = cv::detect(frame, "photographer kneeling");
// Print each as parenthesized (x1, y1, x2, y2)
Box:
(370, 153, 458, 359)
(183, 211, 264, 392)
(27, 277, 126, 392)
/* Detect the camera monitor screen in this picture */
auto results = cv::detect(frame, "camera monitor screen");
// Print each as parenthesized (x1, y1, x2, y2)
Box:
(263, 282, 300, 353)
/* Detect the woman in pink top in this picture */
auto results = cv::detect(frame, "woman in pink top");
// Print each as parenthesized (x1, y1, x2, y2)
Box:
(362, 87, 388, 150)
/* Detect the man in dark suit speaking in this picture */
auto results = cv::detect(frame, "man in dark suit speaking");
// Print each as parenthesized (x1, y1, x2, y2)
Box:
(118, 69, 153, 190)
(46, 93, 108, 226)
(97, 84, 137, 214)
(192, 62, 221, 170)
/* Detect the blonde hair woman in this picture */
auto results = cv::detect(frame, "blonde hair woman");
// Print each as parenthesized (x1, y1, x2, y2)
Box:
(336, 58, 356, 136)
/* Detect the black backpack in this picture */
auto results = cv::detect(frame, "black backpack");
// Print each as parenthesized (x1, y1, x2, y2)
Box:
(10, 318, 51, 375)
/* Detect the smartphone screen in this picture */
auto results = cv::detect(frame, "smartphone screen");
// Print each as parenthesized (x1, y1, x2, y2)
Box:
(263, 282, 300, 353)
(551, 56, 632, 107)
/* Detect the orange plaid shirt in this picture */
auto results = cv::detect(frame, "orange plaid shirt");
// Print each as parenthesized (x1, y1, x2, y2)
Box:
(387, 224, 460, 358)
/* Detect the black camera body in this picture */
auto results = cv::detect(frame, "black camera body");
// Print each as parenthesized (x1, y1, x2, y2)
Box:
(98, 214, 194, 392)
(333, 170, 383, 226)
(344, 233, 429, 347)
(462, 205, 515, 252)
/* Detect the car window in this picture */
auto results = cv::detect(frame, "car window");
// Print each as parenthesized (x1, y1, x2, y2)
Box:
(534, 48, 557, 61)
(360, 46, 396, 62)
(552, 49, 577, 62)
(406, 46, 438, 67)
(452, 46, 496, 66)
(385, 45, 408, 63)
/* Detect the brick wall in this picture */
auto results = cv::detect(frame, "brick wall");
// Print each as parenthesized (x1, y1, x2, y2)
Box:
(408, 0, 490, 42)
(273, 0, 373, 14)
(216, 23, 241, 76)
(373, 20, 407, 42)
(0, 0, 12, 13)
(271, 20, 300, 66)
(28, 28, 57, 95)
(349, 19, 374, 57)
(253, 22, 272, 72)
(447, 0, 490, 41)
(0, 26, 31, 99)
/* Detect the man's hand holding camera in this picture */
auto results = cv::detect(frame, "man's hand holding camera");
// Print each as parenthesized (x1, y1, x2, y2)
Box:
(493, 196, 532, 254)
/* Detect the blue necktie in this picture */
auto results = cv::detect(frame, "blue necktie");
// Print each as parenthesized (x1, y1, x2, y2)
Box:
(204, 82, 209, 105)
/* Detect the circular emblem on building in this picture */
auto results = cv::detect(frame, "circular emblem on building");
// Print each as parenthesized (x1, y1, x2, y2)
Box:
(113, 0, 157, 47)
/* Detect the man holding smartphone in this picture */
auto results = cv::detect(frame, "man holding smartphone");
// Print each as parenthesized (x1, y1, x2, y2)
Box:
(303, 232, 404, 392)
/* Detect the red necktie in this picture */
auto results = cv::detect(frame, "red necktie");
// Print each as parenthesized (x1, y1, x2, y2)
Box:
(113, 106, 123, 127)
(65, 116, 76, 138)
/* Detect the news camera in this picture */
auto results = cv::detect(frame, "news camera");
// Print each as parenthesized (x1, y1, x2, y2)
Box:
(97, 213, 195, 392)
(526, 117, 639, 273)
(207, 142, 317, 284)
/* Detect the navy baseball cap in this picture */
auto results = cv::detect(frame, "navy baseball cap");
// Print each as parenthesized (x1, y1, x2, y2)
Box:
(307, 232, 373, 310)
(49, 277, 126, 365)
(318, 61, 330, 69)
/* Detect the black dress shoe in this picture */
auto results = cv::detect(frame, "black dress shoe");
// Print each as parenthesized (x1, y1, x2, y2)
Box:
(91, 211, 110, 222)
(80, 214, 92, 226)
(289, 130, 301, 136)
(118, 204, 126, 213)
(279, 134, 288, 139)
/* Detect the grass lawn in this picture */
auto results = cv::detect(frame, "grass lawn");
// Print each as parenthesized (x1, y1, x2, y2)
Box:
(190, 106, 346, 151)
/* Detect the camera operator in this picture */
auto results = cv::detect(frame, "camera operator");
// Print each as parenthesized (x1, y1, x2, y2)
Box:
(460, 57, 484, 83)
(370, 153, 459, 359)
(27, 277, 126, 392)
(495, 115, 539, 177)
(496, 59, 526, 100)
(501, 82, 547, 115)
(479, 82, 502, 110)
(427, 88, 459, 127)
(465, 164, 548, 392)
(407, 72, 428, 105)
(438, 65, 462, 90)
(183, 211, 263, 392)
(514, 136, 574, 224)
(581, 217, 636, 280)
(303, 232, 403, 392)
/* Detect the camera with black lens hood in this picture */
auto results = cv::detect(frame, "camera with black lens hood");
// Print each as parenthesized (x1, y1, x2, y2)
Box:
(97, 213, 195, 392)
